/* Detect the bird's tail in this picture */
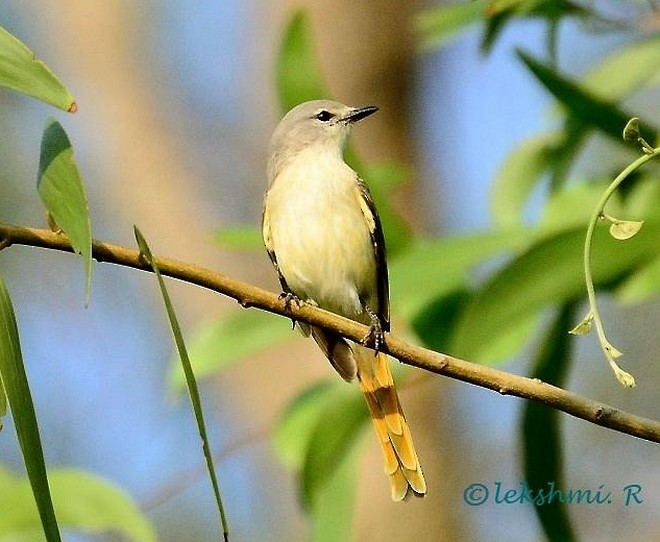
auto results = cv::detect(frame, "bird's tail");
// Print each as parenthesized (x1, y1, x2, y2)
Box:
(355, 346, 427, 501)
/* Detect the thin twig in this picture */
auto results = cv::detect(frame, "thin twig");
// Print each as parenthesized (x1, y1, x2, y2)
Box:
(1, 222, 659, 443)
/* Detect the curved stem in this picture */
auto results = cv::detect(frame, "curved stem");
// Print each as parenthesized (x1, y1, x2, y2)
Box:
(581, 148, 660, 387)
(1, 222, 659, 442)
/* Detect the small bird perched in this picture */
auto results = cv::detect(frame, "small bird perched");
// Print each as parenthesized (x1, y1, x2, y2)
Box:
(262, 99, 426, 500)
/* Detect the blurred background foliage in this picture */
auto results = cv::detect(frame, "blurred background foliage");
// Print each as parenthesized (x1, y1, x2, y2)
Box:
(1, 1, 659, 541)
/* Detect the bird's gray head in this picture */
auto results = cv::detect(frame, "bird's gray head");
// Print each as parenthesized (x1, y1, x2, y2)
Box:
(267, 100, 377, 182)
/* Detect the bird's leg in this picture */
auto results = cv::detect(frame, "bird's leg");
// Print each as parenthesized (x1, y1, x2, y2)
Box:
(361, 304, 384, 353)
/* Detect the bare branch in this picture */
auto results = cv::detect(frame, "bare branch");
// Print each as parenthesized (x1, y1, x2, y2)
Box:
(1, 222, 659, 443)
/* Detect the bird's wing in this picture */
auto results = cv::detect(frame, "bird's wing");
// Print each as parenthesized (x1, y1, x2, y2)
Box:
(354, 176, 390, 331)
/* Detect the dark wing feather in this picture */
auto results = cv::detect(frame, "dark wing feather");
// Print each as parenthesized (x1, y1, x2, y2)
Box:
(355, 177, 390, 332)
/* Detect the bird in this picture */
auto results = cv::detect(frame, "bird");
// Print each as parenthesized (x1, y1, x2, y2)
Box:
(262, 99, 426, 501)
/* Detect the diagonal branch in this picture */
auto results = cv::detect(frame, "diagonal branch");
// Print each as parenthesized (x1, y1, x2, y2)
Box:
(1, 222, 659, 443)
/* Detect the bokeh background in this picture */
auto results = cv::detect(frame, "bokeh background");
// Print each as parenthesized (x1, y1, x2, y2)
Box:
(1, 1, 659, 541)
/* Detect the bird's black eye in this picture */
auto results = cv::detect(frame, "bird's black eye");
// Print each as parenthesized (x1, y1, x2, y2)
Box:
(314, 110, 334, 122)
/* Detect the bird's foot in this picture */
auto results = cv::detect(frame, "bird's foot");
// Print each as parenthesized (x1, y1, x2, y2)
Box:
(279, 291, 303, 330)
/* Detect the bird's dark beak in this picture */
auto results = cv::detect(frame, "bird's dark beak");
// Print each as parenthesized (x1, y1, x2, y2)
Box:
(343, 105, 378, 124)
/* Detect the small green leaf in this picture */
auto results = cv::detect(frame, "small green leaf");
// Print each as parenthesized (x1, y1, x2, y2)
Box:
(622, 118, 642, 143)
(0, 26, 76, 112)
(134, 228, 229, 540)
(568, 312, 593, 336)
(169, 309, 295, 392)
(214, 226, 263, 250)
(0, 274, 62, 541)
(415, 0, 486, 51)
(37, 118, 92, 302)
(276, 10, 327, 114)
(609, 219, 643, 241)
(491, 132, 557, 227)
(0, 466, 156, 542)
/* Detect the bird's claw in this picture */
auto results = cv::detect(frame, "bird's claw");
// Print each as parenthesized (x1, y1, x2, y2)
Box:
(279, 292, 303, 330)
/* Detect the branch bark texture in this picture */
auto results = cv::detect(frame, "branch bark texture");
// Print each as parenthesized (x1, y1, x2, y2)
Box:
(1, 222, 659, 443)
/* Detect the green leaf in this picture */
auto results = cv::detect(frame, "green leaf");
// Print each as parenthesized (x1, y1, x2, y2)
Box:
(582, 35, 660, 103)
(517, 50, 659, 145)
(0, 466, 156, 542)
(214, 226, 263, 250)
(391, 229, 533, 319)
(0, 26, 76, 112)
(491, 132, 557, 227)
(415, 0, 486, 51)
(169, 309, 295, 391)
(522, 303, 577, 542)
(37, 118, 92, 302)
(609, 219, 643, 241)
(450, 222, 660, 362)
(273, 381, 336, 470)
(0, 274, 61, 541)
(301, 385, 369, 509)
(134, 228, 229, 541)
(276, 10, 328, 114)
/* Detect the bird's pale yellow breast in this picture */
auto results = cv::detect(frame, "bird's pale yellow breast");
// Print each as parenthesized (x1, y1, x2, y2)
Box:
(264, 148, 377, 320)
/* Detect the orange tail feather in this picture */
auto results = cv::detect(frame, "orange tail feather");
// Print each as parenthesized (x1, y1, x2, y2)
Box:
(356, 349, 426, 501)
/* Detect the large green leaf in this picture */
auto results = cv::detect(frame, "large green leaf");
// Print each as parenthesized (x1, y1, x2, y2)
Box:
(0, 466, 155, 542)
(391, 228, 533, 319)
(301, 385, 369, 509)
(450, 222, 660, 362)
(273, 379, 367, 542)
(276, 10, 327, 114)
(0, 274, 61, 541)
(522, 304, 577, 542)
(169, 309, 295, 391)
(37, 118, 92, 302)
(0, 26, 76, 112)
(273, 381, 336, 470)
(518, 50, 659, 145)
(415, 0, 487, 51)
